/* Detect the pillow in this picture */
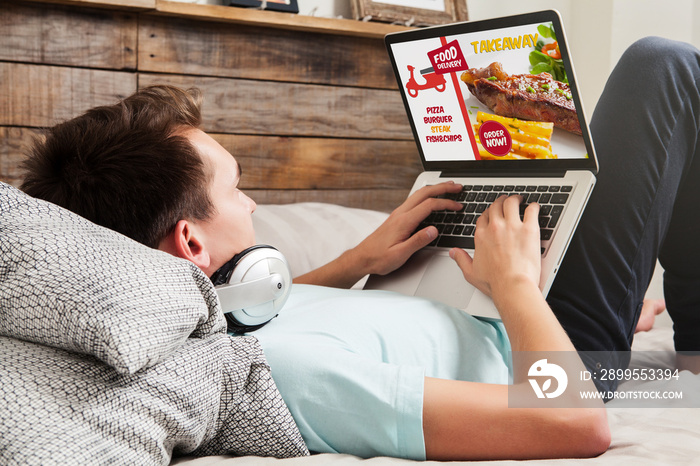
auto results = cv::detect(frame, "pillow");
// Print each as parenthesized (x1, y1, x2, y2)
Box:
(0, 182, 225, 374)
(252, 202, 388, 283)
(0, 333, 309, 464)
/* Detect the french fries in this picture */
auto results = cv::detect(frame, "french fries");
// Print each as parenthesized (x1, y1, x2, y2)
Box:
(474, 111, 558, 160)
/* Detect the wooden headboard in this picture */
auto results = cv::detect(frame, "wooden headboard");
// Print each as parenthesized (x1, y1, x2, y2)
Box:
(0, 0, 422, 212)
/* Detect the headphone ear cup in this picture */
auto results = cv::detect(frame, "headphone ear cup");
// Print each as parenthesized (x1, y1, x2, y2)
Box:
(215, 245, 292, 333)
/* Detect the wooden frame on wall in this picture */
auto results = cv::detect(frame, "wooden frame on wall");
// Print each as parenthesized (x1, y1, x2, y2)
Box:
(351, 0, 468, 26)
(229, 0, 299, 14)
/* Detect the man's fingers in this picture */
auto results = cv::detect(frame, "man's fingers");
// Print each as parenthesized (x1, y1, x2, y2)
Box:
(502, 194, 523, 219)
(477, 201, 490, 225)
(522, 200, 541, 225)
(418, 225, 439, 247)
(479, 195, 511, 225)
(449, 247, 473, 279)
(401, 197, 462, 231)
(397, 182, 462, 213)
(394, 225, 438, 257)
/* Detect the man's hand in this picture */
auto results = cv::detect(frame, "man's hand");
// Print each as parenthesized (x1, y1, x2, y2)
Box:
(293, 181, 463, 288)
(450, 195, 541, 300)
(351, 181, 464, 276)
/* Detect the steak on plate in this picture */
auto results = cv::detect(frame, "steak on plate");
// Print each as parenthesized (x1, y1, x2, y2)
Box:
(461, 62, 581, 135)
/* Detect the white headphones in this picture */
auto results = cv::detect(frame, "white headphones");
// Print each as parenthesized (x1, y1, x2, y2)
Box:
(210, 245, 292, 333)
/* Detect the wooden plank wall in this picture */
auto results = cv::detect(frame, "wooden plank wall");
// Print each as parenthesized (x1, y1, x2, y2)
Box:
(0, 0, 422, 212)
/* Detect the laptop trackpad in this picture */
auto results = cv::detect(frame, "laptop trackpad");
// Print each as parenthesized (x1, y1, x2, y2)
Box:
(414, 254, 475, 310)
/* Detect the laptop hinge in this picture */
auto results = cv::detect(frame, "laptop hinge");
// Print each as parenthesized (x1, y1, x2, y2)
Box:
(439, 170, 567, 178)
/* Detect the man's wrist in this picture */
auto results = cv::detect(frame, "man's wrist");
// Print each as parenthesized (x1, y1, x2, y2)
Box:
(341, 245, 373, 280)
(490, 275, 540, 306)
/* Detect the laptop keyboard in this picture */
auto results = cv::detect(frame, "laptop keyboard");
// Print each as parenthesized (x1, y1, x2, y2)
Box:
(419, 184, 573, 254)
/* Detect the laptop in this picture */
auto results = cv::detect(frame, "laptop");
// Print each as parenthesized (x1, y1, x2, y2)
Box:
(364, 10, 598, 320)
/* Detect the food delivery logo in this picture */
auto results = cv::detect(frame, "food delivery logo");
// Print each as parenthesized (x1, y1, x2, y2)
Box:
(528, 359, 568, 399)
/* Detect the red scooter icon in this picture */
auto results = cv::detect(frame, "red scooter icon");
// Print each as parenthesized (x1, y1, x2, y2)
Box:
(405, 65, 447, 98)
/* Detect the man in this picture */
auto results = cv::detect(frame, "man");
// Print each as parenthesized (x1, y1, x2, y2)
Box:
(20, 36, 700, 460)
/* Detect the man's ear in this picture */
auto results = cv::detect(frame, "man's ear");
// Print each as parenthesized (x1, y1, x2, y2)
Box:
(159, 220, 211, 270)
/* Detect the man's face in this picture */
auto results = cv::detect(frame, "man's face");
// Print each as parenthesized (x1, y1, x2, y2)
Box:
(184, 128, 257, 277)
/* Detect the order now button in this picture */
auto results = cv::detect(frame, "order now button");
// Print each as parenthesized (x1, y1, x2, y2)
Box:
(479, 120, 512, 157)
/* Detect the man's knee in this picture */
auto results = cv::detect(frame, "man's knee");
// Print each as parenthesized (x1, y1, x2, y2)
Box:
(619, 36, 700, 79)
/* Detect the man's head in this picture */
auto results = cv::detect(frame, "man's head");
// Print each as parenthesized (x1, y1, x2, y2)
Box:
(21, 85, 257, 277)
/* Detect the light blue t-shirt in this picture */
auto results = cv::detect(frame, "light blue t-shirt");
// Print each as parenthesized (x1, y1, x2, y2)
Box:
(251, 284, 511, 460)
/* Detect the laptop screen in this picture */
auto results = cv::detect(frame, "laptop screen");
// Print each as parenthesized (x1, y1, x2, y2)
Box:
(385, 10, 598, 174)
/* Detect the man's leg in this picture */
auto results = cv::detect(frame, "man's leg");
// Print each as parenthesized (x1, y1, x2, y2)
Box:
(547, 37, 700, 391)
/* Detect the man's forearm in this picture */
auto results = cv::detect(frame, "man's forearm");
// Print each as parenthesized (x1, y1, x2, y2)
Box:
(493, 279, 576, 354)
(293, 182, 464, 289)
(293, 248, 369, 289)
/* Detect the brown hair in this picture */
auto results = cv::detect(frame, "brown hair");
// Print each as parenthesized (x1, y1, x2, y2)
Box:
(21, 85, 214, 248)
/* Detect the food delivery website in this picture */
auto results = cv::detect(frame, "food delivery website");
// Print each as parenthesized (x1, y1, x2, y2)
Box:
(390, 21, 589, 163)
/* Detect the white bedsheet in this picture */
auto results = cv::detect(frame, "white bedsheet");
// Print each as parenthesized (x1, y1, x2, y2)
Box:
(174, 203, 700, 465)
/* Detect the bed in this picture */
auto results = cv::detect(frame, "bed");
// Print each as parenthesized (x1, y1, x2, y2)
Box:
(180, 202, 700, 466)
(2, 185, 699, 465)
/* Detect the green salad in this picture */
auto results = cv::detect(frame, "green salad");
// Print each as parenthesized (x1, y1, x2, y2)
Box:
(529, 23, 568, 83)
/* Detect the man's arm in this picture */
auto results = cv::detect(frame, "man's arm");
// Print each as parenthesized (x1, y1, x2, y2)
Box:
(293, 182, 463, 289)
(423, 196, 610, 460)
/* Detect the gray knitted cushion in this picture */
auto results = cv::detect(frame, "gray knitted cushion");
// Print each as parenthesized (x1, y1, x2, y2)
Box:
(0, 182, 221, 374)
(0, 183, 309, 464)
